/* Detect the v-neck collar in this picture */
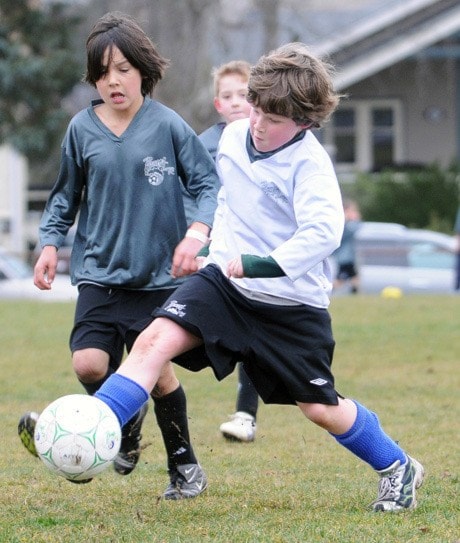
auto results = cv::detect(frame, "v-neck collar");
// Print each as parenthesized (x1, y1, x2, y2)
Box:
(246, 128, 307, 162)
(88, 96, 149, 142)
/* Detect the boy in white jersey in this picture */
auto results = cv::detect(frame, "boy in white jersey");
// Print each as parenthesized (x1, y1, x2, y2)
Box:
(17, 11, 217, 499)
(90, 42, 422, 512)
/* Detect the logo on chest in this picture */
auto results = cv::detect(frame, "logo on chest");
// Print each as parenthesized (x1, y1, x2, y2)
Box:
(260, 180, 289, 205)
(143, 156, 175, 186)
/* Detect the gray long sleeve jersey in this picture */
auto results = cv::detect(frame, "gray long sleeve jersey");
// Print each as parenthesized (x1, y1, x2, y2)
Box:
(40, 97, 219, 290)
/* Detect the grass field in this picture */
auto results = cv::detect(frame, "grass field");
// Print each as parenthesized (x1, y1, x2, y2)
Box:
(1, 295, 459, 543)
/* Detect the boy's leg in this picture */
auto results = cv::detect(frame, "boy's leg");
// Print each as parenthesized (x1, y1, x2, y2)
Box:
(153, 378, 207, 499)
(73, 346, 150, 477)
(95, 317, 207, 498)
(93, 371, 207, 499)
(236, 364, 259, 418)
(328, 400, 424, 511)
(220, 363, 258, 442)
(125, 313, 207, 497)
(79, 362, 150, 480)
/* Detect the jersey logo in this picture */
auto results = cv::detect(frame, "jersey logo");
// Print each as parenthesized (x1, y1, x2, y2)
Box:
(260, 180, 289, 205)
(143, 156, 175, 186)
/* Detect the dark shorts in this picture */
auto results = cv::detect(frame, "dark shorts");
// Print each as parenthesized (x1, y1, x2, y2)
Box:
(336, 262, 358, 281)
(149, 265, 339, 406)
(70, 284, 174, 369)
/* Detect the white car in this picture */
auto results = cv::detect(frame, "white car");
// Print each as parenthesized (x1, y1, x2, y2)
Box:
(333, 222, 457, 294)
(0, 247, 77, 302)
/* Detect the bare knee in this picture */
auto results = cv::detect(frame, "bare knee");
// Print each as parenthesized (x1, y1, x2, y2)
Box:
(298, 402, 332, 426)
(72, 348, 110, 383)
(298, 398, 357, 434)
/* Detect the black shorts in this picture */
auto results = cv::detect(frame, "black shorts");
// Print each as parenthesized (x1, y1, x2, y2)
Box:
(336, 263, 358, 280)
(151, 265, 339, 406)
(70, 284, 174, 369)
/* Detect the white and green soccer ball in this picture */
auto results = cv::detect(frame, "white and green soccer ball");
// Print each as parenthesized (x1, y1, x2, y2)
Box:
(34, 394, 121, 482)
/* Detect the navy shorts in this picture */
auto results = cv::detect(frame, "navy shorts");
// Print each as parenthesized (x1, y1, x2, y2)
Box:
(70, 284, 174, 369)
(150, 265, 340, 406)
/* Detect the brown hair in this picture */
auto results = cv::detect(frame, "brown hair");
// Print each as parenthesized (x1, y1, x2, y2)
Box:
(85, 12, 169, 96)
(247, 42, 342, 127)
(212, 60, 251, 96)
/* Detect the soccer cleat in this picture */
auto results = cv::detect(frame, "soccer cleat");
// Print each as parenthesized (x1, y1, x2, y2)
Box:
(18, 411, 39, 457)
(219, 411, 257, 442)
(163, 463, 208, 500)
(372, 456, 425, 512)
(113, 402, 149, 475)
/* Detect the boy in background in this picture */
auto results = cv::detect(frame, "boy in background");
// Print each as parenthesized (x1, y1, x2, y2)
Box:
(199, 60, 252, 160)
(199, 60, 260, 443)
(333, 199, 362, 294)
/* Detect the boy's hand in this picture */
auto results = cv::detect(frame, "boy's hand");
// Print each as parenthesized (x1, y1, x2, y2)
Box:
(171, 238, 204, 278)
(33, 246, 58, 290)
(195, 256, 207, 270)
(226, 256, 244, 278)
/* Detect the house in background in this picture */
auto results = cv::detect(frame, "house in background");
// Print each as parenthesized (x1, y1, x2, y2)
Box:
(316, 0, 460, 177)
(3, 0, 460, 255)
(214, 0, 460, 177)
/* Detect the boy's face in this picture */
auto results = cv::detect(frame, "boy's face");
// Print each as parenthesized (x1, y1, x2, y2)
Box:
(249, 107, 308, 153)
(95, 46, 144, 116)
(214, 74, 251, 125)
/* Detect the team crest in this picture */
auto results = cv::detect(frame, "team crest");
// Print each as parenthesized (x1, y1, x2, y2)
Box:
(143, 156, 175, 186)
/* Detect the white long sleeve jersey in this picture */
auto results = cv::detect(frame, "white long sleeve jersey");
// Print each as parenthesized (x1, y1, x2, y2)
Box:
(208, 118, 344, 308)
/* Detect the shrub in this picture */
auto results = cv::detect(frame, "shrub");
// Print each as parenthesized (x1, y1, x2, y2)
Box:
(340, 162, 460, 233)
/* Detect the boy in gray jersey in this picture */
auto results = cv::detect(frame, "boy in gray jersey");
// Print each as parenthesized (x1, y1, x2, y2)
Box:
(54, 42, 424, 512)
(18, 11, 218, 500)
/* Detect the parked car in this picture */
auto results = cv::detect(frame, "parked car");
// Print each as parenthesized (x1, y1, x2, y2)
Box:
(0, 247, 77, 302)
(332, 222, 456, 294)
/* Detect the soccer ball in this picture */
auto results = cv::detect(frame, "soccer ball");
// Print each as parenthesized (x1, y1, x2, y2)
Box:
(381, 286, 403, 299)
(34, 394, 121, 482)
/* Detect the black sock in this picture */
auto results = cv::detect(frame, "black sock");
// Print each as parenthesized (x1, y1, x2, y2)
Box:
(153, 385, 198, 471)
(236, 363, 259, 419)
(78, 367, 115, 396)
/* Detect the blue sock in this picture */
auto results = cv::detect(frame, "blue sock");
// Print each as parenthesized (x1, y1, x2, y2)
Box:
(331, 400, 406, 470)
(95, 374, 149, 428)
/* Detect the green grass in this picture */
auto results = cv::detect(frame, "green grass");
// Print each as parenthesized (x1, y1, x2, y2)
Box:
(1, 295, 459, 543)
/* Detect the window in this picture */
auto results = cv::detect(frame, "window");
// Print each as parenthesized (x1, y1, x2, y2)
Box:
(324, 99, 403, 173)
(333, 109, 356, 163)
(372, 108, 394, 170)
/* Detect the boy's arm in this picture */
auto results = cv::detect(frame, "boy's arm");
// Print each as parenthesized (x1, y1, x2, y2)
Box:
(196, 252, 284, 278)
(241, 254, 285, 278)
(186, 221, 211, 242)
